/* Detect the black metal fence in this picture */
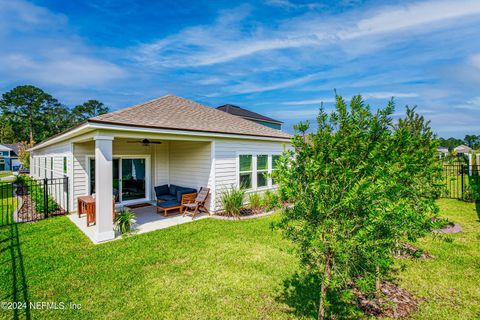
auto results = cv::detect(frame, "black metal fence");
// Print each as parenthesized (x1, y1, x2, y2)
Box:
(442, 162, 480, 200)
(0, 176, 69, 227)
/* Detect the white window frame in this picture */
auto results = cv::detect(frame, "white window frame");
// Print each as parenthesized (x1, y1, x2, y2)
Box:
(236, 152, 282, 191)
(256, 154, 269, 189)
(271, 154, 281, 186)
(237, 154, 254, 190)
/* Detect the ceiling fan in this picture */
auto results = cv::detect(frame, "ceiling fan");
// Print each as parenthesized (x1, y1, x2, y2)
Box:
(126, 139, 162, 146)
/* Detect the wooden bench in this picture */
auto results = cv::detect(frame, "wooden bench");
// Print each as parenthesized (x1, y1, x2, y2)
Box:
(156, 192, 197, 216)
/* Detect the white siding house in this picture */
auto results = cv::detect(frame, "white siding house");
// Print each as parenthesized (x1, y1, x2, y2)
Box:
(29, 95, 290, 242)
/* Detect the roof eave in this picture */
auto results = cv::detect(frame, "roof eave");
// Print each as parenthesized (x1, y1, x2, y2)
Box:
(87, 119, 292, 141)
(30, 120, 291, 151)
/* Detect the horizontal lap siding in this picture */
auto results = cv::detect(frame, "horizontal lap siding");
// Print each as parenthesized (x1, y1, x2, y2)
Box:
(214, 139, 288, 211)
(154, 142, 169, 187)
(72, 141, 93, 212)
(169, 141, 212, 208)
(30, 142, 72, 210)
(169, 141, 212, 189)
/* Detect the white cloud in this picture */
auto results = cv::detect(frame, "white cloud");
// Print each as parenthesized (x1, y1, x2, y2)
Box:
(0, 0, 127, 87)
(282, 98, 335, 105)
(0, 0, 67, 32)
(362, 92, 418, 99)
(269, 108, 321, 119)
(264, 0, 321, 10)
(282, 92, 418, 105)
(134, 0, 480, 68)
(226, 72, 325, 94)
(471, 54, 480, 69)
(340, 0, 480, 39)
(2, 54, 125, 86)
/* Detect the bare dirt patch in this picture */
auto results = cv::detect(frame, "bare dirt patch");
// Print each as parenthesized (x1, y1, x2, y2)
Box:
(353, 281, 418, 319)
(395, 242, 433, 260)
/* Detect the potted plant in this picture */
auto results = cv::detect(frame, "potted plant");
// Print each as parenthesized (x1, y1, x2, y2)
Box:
(114, 208, 137, 236)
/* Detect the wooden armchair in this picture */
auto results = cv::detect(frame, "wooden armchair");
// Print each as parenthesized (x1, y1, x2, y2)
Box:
(182, 187, 210, 219)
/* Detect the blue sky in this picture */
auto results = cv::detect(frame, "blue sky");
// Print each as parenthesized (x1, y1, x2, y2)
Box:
(1, 0, 479, 137)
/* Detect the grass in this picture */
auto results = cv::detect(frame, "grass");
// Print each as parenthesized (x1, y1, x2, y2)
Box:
(0, 181, 17, 226)
(0, 199, 478, 319)
(0, 171, 13, 178)
(396, 199, 480, 320)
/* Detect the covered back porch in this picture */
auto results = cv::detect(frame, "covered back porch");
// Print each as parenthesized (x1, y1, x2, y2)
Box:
(70, 131, 214, 242)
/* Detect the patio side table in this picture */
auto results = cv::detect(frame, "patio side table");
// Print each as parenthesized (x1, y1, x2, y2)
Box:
(77, 195, 96, 226)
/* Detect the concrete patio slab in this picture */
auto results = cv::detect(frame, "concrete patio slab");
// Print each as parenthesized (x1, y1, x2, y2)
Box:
(68, 204, 208, 244)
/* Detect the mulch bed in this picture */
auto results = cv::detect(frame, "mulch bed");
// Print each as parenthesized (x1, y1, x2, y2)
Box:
(395, 242, 433, 260)
(433, 223, 462, 234)
(215, 207, 263, 218)
(15, 185, 44, 222)
(213, 208, 276, 220)
(353, 281, 418, 319)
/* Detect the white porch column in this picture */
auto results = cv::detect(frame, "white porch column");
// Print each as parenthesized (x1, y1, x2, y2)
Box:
(94, 135, 115, 242)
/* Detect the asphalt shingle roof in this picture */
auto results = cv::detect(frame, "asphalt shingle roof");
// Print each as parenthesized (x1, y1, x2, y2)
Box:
(216, 104, 282, 124)
(90, 95, 291, 139)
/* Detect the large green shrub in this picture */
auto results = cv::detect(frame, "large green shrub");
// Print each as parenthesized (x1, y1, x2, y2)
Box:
(221, 186, 245, 217)
(274, 95, 442, 319)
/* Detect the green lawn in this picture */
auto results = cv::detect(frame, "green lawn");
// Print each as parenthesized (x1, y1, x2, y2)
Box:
(397, 199, 480, 320)
(0, 182, 17, 226)
(0, 171, 13, 178)
(0, 199, 478, 319)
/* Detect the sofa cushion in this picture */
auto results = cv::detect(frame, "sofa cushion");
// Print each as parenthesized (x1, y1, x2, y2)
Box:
(176, 188, 197, 203)
(169, 184, 178, 196)
(157, 194, 176, 202)
(154, 184, 169, 197)
(157, 200, 180, 209)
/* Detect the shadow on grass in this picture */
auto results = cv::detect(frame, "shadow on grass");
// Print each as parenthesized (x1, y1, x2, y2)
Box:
(0, 223, 31, 320)
(277, 271, 363, 319)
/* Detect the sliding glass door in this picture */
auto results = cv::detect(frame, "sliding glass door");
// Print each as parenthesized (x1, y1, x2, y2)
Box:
(89, 157, 148, 203)
(121, 158, 146, 201)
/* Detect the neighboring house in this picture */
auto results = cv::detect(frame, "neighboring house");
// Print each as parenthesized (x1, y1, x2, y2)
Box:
(453, 144, 472, 155)
(0, 143, 21, 171)
(217, 104, 283, 130)
(29, 95, 291, 242)
(437, 146, 449, 158)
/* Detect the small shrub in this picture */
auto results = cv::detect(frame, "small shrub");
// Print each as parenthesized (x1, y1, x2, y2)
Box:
(262, 190, 281, 211)
(16, 175, 59, 214)
(114, 208, 136, 235)
(221, 186, 245, 217)
(463, 184, 480, 202)
(248, 192, 262, 211)
(428, 217, 452, 231)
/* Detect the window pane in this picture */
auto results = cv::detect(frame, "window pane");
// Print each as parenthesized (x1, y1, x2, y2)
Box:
(239, 173, 252, 189)
(63, 157, 67, 174)
(257, 172, 267, 187)
(122, 158, 146, 201)
(257, 155, 268, 170)
(239, 155, 252, 171)
(272, 155, 280, 169)
(90, 159, 95, 195)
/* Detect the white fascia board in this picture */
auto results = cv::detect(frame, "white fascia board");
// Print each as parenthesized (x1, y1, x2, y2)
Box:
(88, 122, 291, 142)
(30, 121, 291, 152)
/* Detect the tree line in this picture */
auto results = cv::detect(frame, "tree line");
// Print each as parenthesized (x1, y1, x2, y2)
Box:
(438, 135, 480, 150)
(0, 85, 109, 144)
